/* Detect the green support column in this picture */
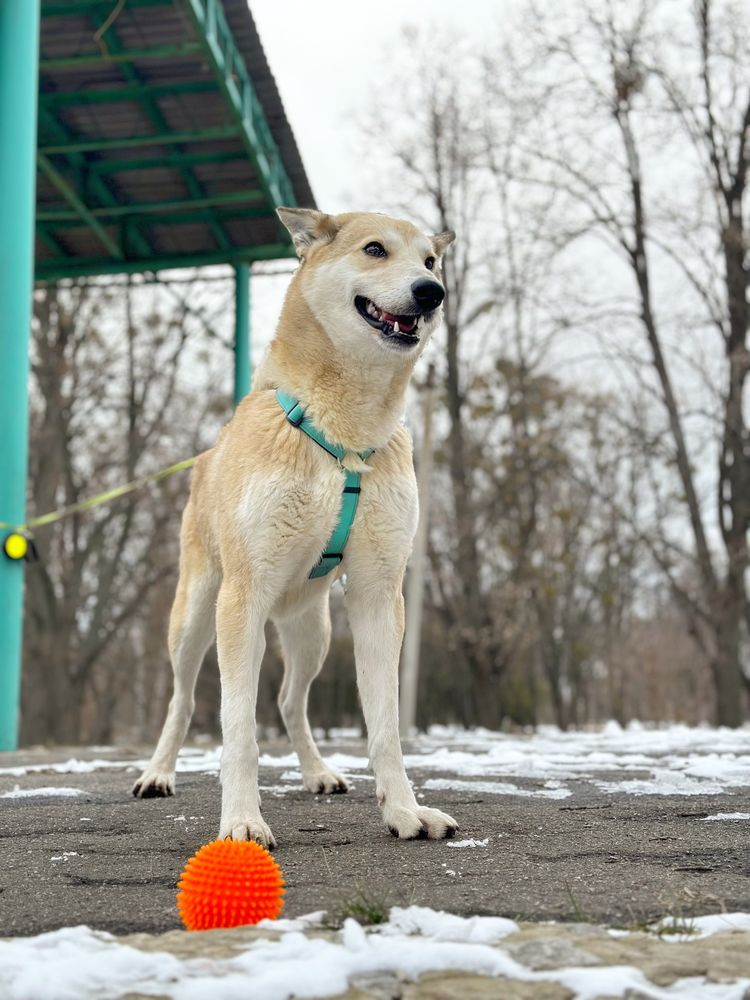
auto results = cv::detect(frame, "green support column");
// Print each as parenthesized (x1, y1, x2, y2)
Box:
(233, 263, 251, 405)
(0, 0, 41, 749)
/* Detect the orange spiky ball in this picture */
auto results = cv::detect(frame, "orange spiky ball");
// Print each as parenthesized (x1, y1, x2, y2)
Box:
(177, 838, 285, 931)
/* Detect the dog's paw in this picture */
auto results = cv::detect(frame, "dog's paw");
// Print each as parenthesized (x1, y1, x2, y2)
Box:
(303, 767, 350, 795)
(132, 770, 175, 798)
(219, 816, 277, 850)
(385, 805, 458, 841)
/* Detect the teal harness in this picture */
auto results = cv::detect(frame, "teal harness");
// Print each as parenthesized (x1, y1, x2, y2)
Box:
(276, 389, 373, 579)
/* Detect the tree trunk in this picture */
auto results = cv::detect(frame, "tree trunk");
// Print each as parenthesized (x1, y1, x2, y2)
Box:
(711, 580, 745, 728)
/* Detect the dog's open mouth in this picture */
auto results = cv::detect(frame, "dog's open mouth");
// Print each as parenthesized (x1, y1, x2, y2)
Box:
(355, 296, 422, 347)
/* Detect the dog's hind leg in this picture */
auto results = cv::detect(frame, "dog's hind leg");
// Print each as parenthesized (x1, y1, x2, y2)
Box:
(133, 509, 219, 798)
(274, 595, 350, 795)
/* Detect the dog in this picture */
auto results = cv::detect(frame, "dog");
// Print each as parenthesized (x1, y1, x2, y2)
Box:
(133, 208, 458, 848)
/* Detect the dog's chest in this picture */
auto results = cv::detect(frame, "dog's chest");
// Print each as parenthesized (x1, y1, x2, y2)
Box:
(237, 463, 343, 539)
(227, 463, 349, 587)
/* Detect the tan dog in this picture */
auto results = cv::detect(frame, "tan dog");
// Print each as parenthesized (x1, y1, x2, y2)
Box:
(133, 208, 458, 847)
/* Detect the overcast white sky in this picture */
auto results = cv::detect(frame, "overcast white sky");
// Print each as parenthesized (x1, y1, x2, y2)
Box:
(249, 0, 516, 211)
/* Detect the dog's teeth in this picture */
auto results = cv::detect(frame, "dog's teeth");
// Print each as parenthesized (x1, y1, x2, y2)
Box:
(393, 321, 400, 333)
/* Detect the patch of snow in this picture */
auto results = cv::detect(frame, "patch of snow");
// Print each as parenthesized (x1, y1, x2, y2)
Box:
(593, 771, 731, 796)
(50, 852, 79, 863)
(257, 911, 326, 933)
(258, 751, 369, 772)
(1, 908, 750, 1000)
(384, 906, 517, 943)
(0, 757, 148, 778)
(703, 813, 750, 821)
(4, 722, 750, 802)
(652, 913, 750, 940)
(325, 727, 363, 740)
(1, 786, 85, 799)
(423, 778, 572, 799)
(259, 784, 299, 796)
(446, 838, 489, 849)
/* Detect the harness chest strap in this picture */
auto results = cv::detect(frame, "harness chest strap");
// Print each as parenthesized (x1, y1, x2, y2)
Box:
(275, 389, 374, 579)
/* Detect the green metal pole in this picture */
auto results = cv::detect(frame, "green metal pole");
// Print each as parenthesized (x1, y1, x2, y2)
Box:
(0, 0, 41, 750)
(233, 263, 251, 405)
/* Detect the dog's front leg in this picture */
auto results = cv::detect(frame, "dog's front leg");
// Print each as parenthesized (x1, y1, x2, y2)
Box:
(216, 579, 275, 848)
(346, 581, 457, 840)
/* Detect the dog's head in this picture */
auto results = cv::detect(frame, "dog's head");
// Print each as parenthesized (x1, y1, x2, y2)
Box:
(277, 208, 455, 362)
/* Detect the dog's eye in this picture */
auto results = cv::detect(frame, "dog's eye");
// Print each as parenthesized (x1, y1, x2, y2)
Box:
(364, 242, 387, 258)
(425, 256, 436, 270)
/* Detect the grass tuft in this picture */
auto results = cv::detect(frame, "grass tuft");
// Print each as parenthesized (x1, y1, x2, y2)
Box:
(325, 884, 394, 929)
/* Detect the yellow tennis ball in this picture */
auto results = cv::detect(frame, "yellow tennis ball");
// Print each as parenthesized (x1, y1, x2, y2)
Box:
(3, 533, 28, 561)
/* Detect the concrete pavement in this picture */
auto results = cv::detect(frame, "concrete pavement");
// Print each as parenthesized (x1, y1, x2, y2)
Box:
(1, 741, 749, 937)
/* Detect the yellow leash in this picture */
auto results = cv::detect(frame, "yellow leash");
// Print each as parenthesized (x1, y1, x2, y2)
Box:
(1, 455, 198, 559)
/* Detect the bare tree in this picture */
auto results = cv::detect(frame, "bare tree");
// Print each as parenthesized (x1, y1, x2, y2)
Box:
(21, 278, 232, 744)
(492, 0, 750, 723)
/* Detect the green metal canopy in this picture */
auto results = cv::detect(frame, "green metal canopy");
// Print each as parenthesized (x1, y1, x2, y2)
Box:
(0, 0, 316, 750)
(36, 0, 315, 279)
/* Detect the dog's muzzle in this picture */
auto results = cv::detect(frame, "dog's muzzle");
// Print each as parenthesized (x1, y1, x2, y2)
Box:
(355, 279, 445, 349)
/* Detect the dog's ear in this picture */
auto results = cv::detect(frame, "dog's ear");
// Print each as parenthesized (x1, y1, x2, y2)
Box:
(277, 207, 339, 260)
(431, 230, 456, 257)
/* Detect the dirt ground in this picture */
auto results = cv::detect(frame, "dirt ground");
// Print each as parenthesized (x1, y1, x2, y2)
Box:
(1, 740, 749, 938)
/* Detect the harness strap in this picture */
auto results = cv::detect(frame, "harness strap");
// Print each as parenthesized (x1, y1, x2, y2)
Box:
(276, 389, 373, 579)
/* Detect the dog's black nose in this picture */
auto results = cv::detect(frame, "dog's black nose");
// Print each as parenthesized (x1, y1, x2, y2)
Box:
(411, 279, 445, 312)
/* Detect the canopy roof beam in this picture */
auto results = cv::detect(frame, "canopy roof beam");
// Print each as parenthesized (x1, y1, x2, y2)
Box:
(36, 240, 293, 281)
(34, 0, 307, 279)
(88, 149, 246, 175)
(37, 105, 154, 258)
(43, 0, 175, 14)
(40, 42, 203, 71)
(38, 152, 123, 258)
(42, 205, 273, 232)
(39, 188, 265, 222)
(40, 79, 217, 108)
(183, 0, 295, 209)
(37, 223, 66, 255)
(40, 125, 240, 156)
(87, 2, 232, 253)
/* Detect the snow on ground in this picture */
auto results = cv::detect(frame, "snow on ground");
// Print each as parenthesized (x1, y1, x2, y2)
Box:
(2, 722, 749, 801)
(2, 905, 749, 1000)
(4, 724, 749, 997)
(446, 837, 489, 848)
(0, 786, 85, 798)
(649, 913, 750, 940)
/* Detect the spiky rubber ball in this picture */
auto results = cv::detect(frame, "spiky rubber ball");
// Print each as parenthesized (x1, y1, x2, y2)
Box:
(177, 838, 285, 931)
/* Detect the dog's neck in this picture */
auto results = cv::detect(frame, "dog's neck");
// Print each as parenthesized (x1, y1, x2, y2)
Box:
(257, 288, 417, 453)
